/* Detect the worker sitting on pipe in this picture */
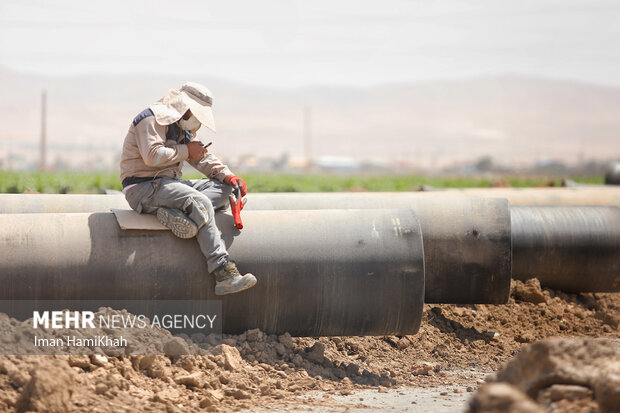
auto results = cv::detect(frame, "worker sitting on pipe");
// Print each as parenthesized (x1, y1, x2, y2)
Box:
(120, 82, 257, 295)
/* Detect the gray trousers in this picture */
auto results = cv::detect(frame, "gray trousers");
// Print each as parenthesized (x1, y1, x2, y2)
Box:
(124, 177, 232, 273)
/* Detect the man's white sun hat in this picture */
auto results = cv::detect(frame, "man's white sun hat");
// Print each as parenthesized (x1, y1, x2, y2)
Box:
(150, 82, 216, 132)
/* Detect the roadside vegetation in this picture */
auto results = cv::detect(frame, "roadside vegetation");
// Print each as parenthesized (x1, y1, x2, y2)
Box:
(0, 171, 604, 194)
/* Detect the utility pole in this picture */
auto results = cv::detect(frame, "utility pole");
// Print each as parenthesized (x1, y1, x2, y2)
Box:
(303, 106, 311, 170)
(39, 90, 47, 171)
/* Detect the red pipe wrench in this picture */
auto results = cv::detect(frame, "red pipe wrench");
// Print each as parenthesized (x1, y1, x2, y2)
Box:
(229, 186, 247, 229)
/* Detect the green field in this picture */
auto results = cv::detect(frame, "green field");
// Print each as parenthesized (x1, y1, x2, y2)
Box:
(0, 171, 605, 194)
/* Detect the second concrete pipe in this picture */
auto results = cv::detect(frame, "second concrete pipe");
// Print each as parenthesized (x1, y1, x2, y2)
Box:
(2, 186, 620, 213)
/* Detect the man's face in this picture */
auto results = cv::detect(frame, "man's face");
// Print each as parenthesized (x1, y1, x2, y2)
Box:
(179, 109, 201, 132)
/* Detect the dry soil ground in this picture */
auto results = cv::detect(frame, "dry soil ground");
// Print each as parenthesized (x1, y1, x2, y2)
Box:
(0, 279, 618, 412)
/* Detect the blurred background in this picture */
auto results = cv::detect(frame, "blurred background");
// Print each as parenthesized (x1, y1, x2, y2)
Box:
(1, 0, 619, 192)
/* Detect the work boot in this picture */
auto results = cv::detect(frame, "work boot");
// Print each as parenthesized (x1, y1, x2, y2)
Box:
(157, 207, 198, 239)
(214, 262, 257, 296)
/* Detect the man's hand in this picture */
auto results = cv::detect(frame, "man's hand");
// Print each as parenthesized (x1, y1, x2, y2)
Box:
(188, 141, 207, 160)
(226, 175, 247, 197)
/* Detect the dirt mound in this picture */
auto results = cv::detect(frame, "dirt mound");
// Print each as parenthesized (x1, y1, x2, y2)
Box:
(403, 279, 619, 372)
(467, 337, 620, 413)
(0, 280, 618, 412)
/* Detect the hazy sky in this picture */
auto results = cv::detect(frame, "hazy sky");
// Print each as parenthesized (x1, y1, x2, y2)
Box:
(1, 0, 620, 88)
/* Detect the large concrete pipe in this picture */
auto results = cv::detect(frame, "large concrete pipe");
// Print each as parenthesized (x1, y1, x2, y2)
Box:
(2, 186, 620, 214)
(0, 209, 425, 337)
(244, 195, 512, 305)
(511, 206, 620, 292)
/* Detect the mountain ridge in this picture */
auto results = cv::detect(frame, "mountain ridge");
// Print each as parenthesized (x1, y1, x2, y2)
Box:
(1, 68, 619, 170)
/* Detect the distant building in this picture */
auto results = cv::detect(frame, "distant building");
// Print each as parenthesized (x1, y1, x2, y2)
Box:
(314, 156, 361, 173)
